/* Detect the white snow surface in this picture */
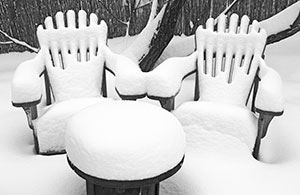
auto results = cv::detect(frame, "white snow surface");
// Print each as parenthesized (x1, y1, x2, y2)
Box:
(104, 47, 147, 96)
(66, 101, 185, 180)
(173, 101, 257, 150)
(255, 59, 285, 112)
(259, 1, 300, 36)
(34, 97, 111, 153)
(11, 52, 44, 103)
(147, 53, 197, 98)
(0, 32, 300, 194)
(149, 15, 284, 113)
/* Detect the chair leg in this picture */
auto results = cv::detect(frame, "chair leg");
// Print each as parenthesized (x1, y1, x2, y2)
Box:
(253, 133, 262, 159)
(86, 181, 95, 195)
(155, 183, 160, 195)
(85, 181, 158, 195)
(253, 114, 274, 159)
(32, 129, 40, 154)
(159, 98, 175, 111)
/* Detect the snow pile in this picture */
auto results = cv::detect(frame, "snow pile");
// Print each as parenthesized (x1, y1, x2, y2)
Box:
(1, 9, 300, 195)
(195, 19, 267, 106)
(34, 97, 111, 153)
(147, 53, 197, 98)
(66, 101, 185, 180)
(11, 52, 44, 104)
(45, 52, 105, 101)
(11, 10, 114, 153)
(146, 15, 287, 195)
(259, 1, 300, 35)
(173, 101, 257, 150)
(104, 47, 147, 96)
(37, 10, 108, 102)
(256, 59, 284, 112)
(122, 3, 166, 63)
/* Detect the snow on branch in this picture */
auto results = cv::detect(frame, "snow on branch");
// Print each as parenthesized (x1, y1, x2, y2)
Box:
(0, 30, 38, 53)
(139, 0, 186, 72)
(0, 41, 13, 45)
(98, 0, 128, 26)
(147, 0, 158, 25)
(122, 0, 165, 63)
(214, 0, 240, 25)
(259, 1, 300, 45)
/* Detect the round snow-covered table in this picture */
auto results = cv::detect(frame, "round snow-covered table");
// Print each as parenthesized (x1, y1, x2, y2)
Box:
(65, 101, 185, 195)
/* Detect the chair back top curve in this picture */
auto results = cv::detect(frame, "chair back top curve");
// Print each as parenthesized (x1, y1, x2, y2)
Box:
(195, 14, 267, 107)
(36, 10, 108, 102)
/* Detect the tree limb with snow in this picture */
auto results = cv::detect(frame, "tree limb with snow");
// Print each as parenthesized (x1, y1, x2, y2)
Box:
(259, 1, 300, 45)
(0, 30, 38, 53)
(157, 1, 300, 64)
(138, 0, 187, 72)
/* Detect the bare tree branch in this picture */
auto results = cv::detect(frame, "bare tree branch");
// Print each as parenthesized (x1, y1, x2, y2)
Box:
(97, 0, 128, 26)
(266, 11, 300, 45)
(0, 30, 38, 53)
(147, 0, 158, 25)
(0, 41, 13, 45)
(266, 14, 300, 45)
(191, 0, 240, 33)
(139, 0, 187, 72)
(214, 0, 240, 25)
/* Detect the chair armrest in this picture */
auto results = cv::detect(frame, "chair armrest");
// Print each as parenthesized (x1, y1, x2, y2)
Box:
(11, 54, 44, 106)
(104, 46, 147, 99)
(255, 59, 284, 115)
(147, 52, 197, 99)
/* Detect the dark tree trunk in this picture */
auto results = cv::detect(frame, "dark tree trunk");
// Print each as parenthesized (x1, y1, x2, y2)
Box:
(266, 12, 300, 45)
(139, 0, 186, 72)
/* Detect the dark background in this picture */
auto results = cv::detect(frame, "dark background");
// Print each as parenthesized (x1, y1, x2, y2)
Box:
(0, 0, 298, 53)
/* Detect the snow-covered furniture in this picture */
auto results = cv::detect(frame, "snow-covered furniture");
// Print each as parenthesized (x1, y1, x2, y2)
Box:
(65, 101, 185, 195)
(147, 14, 284, 159)
(11, 10, 144, 155)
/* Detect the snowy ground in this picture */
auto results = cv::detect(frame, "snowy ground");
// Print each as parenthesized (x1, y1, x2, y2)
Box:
(0, 33, 300, 194)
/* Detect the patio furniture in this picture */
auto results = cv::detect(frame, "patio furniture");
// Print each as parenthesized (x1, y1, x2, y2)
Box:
(11, 10, 144, 155)
(147, 14, 284, 159)
(65, 101, 185, 195)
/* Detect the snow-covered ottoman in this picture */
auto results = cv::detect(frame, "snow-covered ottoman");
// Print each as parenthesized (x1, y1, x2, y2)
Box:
(65, 101, 185, 195)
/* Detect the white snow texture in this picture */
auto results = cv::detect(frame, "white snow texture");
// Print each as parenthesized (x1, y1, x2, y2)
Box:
(147, 14, 284, 151)
(1, 27, 300, 195)
(66, 101, 185, 180)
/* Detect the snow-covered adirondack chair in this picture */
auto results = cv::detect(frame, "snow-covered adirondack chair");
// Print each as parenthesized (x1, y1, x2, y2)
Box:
(147, 14, 284, 159)
(10, 10, 146, 155)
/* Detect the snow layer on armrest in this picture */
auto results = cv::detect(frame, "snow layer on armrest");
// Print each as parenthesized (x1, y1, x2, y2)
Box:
(11, 53, 44, 104)
(122, 5, 166, 62)
(104, 46, 147, 96)
(147, 53, 197, 98)
(255, 59, 284, 113)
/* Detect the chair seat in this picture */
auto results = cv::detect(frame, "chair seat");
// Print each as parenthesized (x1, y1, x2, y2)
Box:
(173, 101, 258, 151)
(34, 97, 111, 154)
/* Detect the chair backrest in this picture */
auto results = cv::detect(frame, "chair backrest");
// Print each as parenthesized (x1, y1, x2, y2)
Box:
(195, 14, 267, 107)
(37, 10, 108, 103)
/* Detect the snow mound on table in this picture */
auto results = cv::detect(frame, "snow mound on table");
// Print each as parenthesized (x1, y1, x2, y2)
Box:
(34, 97, 111, 153)
(66, 101, 185, 180)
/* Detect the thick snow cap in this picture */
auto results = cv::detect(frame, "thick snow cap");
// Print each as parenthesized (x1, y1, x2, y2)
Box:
(37, 10, 108, 102)
(66, 101, 185, 180)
